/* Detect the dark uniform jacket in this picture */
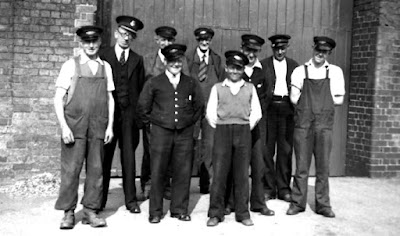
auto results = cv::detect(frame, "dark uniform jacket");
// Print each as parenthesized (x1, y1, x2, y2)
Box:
(242, 62, 269, 113)
(261, 56, 299, 110)
(100, 46, 145, 127)
(186, 48, 222, 103)
(137, 72, 204, 130)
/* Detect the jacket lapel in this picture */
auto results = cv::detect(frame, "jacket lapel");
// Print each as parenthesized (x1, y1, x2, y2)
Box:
(127, 49, 139, 80)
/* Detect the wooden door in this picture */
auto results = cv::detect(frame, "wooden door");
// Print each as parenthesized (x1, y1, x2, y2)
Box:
(97, 0, 353, 176)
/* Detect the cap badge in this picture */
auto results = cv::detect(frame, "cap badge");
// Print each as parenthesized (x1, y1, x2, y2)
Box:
(87, 31, 95, 35)
(249, 39, 257, 43)
(171, 49, 178, 53)
(130, 21, 135, 27)
(234, 55, 242, 61)
(319, 41, 327, 44)
(200, 30, 206, 35)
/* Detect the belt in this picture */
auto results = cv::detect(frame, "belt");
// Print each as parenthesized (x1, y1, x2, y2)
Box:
(272, 95, 290, 102)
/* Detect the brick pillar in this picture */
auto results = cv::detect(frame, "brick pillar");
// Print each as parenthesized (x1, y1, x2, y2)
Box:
(0, 0, 14, 179)
(347, 0, 400, 177)
(0, 0, 97, 183)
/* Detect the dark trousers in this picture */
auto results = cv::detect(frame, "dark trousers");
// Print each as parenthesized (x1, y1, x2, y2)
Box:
(140, 127, 151, 191)
(149, 124, 194, 217)
(225, 119, 267, 210)
(103, 107, 140, 209)
(196, 117, 214, 192)
(291, 122, 332, 211)
(265, 101, 294, 197)
(55, 138, 104, 211)
(208, 124, 251, 221)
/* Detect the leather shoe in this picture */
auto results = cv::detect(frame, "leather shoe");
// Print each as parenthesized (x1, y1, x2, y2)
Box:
(286, 206, 305, 215)
(149, 215, 161, 224)
(82, 210, 107, 227)
(171, 213, 191, 221)
(239, 218, 254, 226)
(128, 204, 141, 214)
(60, 210, 75, 229)
(278, 194, 292, 202)
(317, 208, 335, 218)
(264, 193, 276, 201)
(251, 207, 275, 216)
(206, 216, 224, 227)
(224, 207, 233, 215)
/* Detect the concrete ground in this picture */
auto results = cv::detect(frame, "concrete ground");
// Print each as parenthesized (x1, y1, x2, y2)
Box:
(1, 177, 399, 236)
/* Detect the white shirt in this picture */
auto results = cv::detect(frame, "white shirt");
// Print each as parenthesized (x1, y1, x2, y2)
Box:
(158, 49, 166, 64)
(206, 78, 262, 130)
(165, 69, 181, 89)
(55, 51, 115, 91)
(196, 47, 209, 64)
(244, 59, 262, 78)
(273, 58, 288, 96)
(291, 59, 345, 99)
(115, 44, 130, 62)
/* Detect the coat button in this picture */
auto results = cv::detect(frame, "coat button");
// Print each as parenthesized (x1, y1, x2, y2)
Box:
(175, 119, 178, 122)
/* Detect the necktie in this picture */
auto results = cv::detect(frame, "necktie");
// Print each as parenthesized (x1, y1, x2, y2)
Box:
(198, 54, 207, 82)
(119, 50, 126, 65)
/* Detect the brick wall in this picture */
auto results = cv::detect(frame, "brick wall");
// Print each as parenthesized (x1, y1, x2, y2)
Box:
(347, 0, 400, 177)
(0, 0, 97, 184)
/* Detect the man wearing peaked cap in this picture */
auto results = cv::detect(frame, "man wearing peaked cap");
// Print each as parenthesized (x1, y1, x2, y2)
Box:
(223, 34, 275, 217)
(99, 15, 145, 215)
(141, 28, 189, 202)
(261, 34, 299, 204)
(288, 36, 345, 218)
(206, 50, 261, 227)
(137, 43, 204, 224)
(186, 26, 222, 195)
(116, 15, 144, 38)
(313, 36, 336, 51)
(76, 25, 103, 42)
(54, 25, 115, 229)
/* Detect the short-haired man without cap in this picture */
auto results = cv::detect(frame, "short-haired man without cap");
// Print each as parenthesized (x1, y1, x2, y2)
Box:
(54, 25, 115, 229)
(186, 27, 222, 195)
(206, 51, 262, 227)
(137, 44, 204, 224)
(100, 15, 145, 214)
(287, 36, 345, 218)
(262, 34, 299, 203)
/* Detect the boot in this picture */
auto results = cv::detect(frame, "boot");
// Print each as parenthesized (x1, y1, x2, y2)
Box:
(82, 208, 107, 227)
(60, 210, 75, 230)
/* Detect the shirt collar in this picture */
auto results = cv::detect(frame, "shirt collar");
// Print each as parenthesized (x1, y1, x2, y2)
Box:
(196, 47, 209, 64)
(158, 49, 166, 63)
(306, 58, 330, 69)
(222, 78, 245, 87)
(165, 69, 181, 80)
(246, 58, 262, 69)
(273, 57, 286, 64)
(79, 51, 103, 65)
(115, 44, 129, 57)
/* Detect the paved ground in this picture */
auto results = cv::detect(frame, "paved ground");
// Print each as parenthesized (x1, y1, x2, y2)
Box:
(1, 177, 399, 236)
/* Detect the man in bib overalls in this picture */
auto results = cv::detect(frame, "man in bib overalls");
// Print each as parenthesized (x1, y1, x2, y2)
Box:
(54, 25, 115, 229)
(287, 36, 345, 218)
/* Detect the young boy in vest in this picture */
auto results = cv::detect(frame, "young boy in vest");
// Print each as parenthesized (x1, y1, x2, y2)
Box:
(206, 51, 262, 227)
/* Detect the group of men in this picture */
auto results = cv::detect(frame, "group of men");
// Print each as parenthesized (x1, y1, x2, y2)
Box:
(53, 14, 345, 229)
